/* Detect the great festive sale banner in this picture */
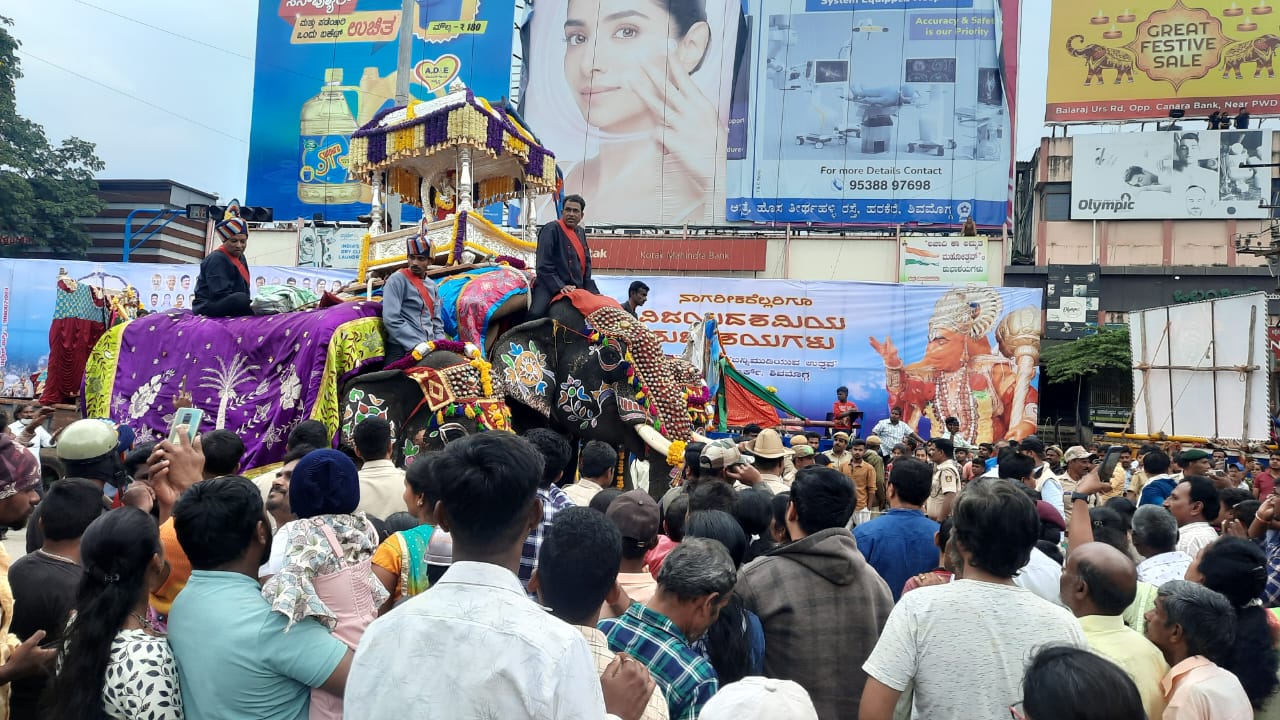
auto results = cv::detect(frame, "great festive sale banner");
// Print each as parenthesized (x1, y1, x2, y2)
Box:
(1046, 0, 1280, 122)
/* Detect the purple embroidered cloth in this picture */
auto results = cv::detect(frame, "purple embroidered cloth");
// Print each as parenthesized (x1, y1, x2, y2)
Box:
(88, 301, 384, 469)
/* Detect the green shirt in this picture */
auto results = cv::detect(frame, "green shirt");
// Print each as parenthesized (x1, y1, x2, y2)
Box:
(168, 570, 347, 720)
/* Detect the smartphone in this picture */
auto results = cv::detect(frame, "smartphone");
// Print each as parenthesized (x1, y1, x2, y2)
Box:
(1097, 446, 1125, 484)
(169, 407, 204, 444)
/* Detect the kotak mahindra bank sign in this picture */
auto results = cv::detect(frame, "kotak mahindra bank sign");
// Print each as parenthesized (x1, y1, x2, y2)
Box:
(1046, 0, 1280, 122)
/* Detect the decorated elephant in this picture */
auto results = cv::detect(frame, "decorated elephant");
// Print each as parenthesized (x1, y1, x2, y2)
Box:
(489, 295, 709, 500)
(339, 343, 510, 466)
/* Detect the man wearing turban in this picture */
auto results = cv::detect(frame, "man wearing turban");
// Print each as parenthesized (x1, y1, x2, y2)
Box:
(381, 233, 445, 363)
(193, 202, 253, 318)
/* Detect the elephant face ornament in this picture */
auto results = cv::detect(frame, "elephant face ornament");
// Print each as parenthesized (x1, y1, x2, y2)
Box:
(340, 349, 511, 465)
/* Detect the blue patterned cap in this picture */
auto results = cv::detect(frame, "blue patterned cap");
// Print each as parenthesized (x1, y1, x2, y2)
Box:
(406, 233, 431, 257)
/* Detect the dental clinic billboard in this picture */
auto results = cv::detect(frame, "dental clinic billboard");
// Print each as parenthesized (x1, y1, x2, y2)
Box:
(1071, 128, 1273, 220)
(247, 0, 516, 223)
(596, 276, 1042, 443)
(516, 0, 1012, 229)
(722, 0, 1013, 227)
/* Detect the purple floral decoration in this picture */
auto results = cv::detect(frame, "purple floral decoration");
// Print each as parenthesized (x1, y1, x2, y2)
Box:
(451, 211, 469, 263)
(367, 133, 387, 166)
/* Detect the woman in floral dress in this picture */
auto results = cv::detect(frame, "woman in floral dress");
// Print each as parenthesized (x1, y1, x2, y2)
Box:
(45, 508, 182, 720)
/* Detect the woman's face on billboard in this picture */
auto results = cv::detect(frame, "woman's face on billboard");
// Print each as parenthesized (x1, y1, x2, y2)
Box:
(564, 0, 705, 133)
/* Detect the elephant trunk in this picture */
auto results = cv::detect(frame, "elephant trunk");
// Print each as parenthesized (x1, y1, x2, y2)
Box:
(691, 431, 712, 443)
(633, 423, 673, 458)
(1067, 34, 1085, 57)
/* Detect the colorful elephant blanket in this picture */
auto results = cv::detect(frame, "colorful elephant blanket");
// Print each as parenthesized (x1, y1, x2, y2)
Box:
(83, 301, 385, 469)
(437, 265, 530, 352)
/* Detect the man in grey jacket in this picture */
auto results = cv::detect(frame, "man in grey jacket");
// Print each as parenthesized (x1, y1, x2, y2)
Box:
(381, 233, 446, 362)
(735, 466, 893, 720)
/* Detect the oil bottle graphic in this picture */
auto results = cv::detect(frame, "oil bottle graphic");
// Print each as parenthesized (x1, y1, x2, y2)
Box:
(298, 68, 361, 205)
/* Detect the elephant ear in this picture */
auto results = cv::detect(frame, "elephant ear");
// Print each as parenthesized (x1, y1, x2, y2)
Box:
(491, 319, 558, 418)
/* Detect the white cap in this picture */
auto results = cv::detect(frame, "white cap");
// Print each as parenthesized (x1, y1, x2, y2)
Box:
(699, 677, 819, 720)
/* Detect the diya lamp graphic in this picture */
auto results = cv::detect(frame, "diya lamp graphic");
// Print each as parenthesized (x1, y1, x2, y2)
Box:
(1117, 8, 1137, 22)
(1253, 0, 1272, 15)
(1090, 9, 1110, 24)
(1103, 23, 1124, 38)
(1224, 2, 1244, 15)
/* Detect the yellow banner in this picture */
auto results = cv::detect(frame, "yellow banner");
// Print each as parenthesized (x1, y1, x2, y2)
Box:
(1046, 0, 1280, 122)
(291, 11, 401, 44)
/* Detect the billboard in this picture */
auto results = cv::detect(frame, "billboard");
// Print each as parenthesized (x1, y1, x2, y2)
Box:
(0, 260, 356, 398)
(1047, 1, 1280, 123)
(247, 0, 516, 223)
(1130, 292, 1270, 441)
(594, 276, 1042, 443)
(520, 0, 744, 227)
(899, 235, 988, 284)
(1045, 265, 1100, 340)
(1071, 129, 1273, 220)
(723, 0, 1013, 227)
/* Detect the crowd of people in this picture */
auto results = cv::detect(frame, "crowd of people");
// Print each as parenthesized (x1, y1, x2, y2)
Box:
(0, 401, 1279, 720)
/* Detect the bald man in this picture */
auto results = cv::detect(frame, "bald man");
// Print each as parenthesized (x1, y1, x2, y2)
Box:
(1059, 542, 1169, 719)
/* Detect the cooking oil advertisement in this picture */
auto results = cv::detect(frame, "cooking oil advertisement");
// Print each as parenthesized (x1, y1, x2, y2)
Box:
(726, 0, 1012, 227)
(1046, 0, 1280, 123)
(248, 0, 516, 222)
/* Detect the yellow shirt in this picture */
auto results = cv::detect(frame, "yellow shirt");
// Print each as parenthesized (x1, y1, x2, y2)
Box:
(1078, 614, 1169, 720)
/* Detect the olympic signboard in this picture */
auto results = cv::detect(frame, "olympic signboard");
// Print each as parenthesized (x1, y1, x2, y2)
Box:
(1046, 0, 1280, 122)
(1070, 128, 1273, 220)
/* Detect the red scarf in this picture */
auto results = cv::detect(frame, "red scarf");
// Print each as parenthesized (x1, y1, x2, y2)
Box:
(558, 219, 587, 282)
(218, 246, 250, 284)
(399, 268, 437, 315)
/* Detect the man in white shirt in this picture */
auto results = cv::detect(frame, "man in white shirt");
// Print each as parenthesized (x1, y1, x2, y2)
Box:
(1020, 437, 1065, 517)
(563, 440, 617, 507)
(1060, 542, 1170, 719)
(1131, 506, 1194, 588)
(8, 404, 54, 471)
(1145, 580, 1252, 719)
(1164, 476, 1220, 558)
(940, 416, 970, 451)
(859, 479, 1088, 720)
(346, 432, 655, 719)
(870, 407, 914, 458)
(352, 417, 406, 520)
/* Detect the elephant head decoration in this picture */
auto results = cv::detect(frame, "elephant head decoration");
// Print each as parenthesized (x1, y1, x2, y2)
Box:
(492, 299, 709, 499)
(340, 343, 511, 466)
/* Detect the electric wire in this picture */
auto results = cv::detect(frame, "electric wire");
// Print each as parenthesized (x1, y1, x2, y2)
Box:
(16, 48, 249, 144)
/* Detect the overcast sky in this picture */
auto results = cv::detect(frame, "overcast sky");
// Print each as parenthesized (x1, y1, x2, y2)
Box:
(10, 0, 1054, 203)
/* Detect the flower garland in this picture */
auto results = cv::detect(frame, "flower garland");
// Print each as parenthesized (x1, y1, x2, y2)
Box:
(356, 232, 373, 283)
(667, 439, 687, 468)
(414, 340, 495, 399)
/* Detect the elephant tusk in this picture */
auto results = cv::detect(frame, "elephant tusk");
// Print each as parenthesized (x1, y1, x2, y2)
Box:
(633, 423, 672, 457)
(691, 432, 712, 443)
